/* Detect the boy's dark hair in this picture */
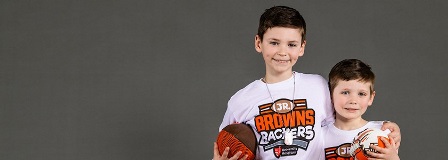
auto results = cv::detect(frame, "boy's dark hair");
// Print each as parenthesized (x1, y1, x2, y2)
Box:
(257, 6, 306, 44)
(329, 59, 375, 95)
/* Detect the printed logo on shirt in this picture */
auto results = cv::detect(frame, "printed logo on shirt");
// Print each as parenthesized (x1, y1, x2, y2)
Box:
(324, 143, 354, 160)
(254, 98, 315, 158)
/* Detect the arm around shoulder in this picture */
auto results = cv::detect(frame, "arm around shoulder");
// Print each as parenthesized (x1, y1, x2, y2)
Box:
(381, 121, 401, 149)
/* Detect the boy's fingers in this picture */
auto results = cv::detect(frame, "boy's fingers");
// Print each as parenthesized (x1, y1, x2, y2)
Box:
(383, 121, 401, 146)
(240, 154, 249, 160)
(366, 148, 384, 159)
(369, 144, 384, 153)
(221, 147, 230, 158)
(388, 136, 395, 147)
(387, 131, 401, 149)
(229, 151, 242, 160)
(370, 144, 394, 159)
(388, 137, 399, 153)
(392, 134, 401, 147)
(381, 137, 391, 148)
(395, 141, 400, 153)
(385, 125, 401, 148)
(213, 142, 220, 156)
(213, 145, 246, 160)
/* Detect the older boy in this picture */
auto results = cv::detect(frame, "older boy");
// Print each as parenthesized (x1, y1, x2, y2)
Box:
(322, 59, 400, 160)
(214, 6, 400, 160)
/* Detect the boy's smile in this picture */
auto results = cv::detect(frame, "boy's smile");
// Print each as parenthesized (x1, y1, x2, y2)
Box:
(255, 27, 305, 83)
(273, 58, 290, 63)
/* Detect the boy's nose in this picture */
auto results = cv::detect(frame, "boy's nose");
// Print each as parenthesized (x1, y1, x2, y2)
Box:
(349, 99, 357, 105)
(277, 52, 287, 56)
(277, 45, 288, 56)
(277, 49, 287, 56)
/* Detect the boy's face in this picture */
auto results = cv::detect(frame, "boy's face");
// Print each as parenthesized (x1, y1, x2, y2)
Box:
(332, 79, 375, 121)
(255, 27, 305, 76)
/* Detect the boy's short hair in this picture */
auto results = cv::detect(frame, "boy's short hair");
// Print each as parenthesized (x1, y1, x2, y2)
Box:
(329, 59, 375, 95)
(257, 6, 306, 44)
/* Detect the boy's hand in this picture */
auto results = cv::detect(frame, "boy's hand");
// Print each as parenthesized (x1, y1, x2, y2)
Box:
(381, 121, 401, 149)
(213, 142, 248, 160)
(366, 137, 400, 160)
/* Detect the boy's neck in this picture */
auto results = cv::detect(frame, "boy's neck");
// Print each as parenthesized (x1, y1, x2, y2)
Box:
(333, 117, 368, 131)
(264, 71, 294, 84)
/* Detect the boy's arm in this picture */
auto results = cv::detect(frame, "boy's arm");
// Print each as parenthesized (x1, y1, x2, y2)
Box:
(366, 137, 400, 160)
(214, 101, 244, 160)
(381, 121, 401, 149)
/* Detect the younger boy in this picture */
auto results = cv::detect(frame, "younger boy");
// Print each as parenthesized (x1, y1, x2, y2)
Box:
(322, 59, 399, 160)
(214, 6, 401, 160)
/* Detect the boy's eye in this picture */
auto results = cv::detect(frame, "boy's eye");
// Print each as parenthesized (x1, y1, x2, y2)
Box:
(341, 91, 349, 95)
(269, 41, 279, 45)
(358, 92, 367, 96)
(288, 43, 297, 47)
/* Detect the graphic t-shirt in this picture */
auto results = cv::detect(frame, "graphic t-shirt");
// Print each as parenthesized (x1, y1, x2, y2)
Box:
(322, 121, 388, 160)
(219, 73, 334, 160)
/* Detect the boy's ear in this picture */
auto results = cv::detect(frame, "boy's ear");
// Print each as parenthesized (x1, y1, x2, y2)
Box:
(368, 91, 376, 106)
(298, 40, 306, 57)
(255, 35, 262, 53)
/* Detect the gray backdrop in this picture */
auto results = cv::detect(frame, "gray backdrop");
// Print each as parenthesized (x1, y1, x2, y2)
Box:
(1, 1, 447, 159)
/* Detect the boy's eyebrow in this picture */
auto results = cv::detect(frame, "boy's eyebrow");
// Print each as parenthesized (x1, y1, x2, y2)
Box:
(267, 38, 300, 43)
(289, 40, 300, 43)
(267, 38, 280, 41)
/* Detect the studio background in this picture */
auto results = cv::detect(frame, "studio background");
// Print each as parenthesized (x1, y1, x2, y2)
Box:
(1, 1, 447, 159)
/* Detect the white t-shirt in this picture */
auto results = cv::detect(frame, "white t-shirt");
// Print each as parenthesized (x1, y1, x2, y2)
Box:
(322, 121, 389, 160)
(219, 72, 334, 160)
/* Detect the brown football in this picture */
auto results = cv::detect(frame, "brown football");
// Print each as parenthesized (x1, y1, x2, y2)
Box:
(216, 123, 257, 160)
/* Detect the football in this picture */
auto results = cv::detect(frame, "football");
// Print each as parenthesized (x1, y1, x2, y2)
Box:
(350, 128, 390, 160)
(216, 123, 257, 160)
